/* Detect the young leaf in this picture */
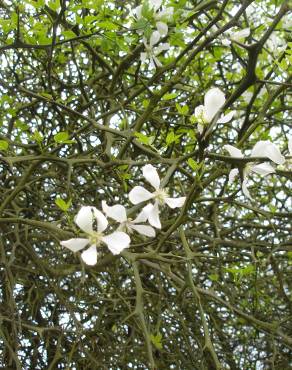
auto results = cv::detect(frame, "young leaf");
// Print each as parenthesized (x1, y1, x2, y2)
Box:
(55, 197, 71, 212)
(0, 140, 9, 151)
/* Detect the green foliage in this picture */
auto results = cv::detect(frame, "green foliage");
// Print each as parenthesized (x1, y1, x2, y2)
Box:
(55, 197, 72, 212)
(0, 0, 290, 369)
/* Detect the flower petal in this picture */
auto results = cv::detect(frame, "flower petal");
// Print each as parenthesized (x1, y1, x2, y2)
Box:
(222, 38, 231, 46)
(92, 208, 108, 232)
(154, 43, 170, 55)
(251, 140, 285, 165)
(149, 0, 162, 10)
(242, 179, 252, 200)
(165, 197, 186, 209)
(232, 28, 250, 42)
(142, 164, 161, 190)
(194, 105, 204, 119)
(150, 30, 161, 48)
(102, 201, 127, 223)
(228, 168, 239, 183)
(204, 88, 226, 123)
(156, 7, 173, 20)
(217, 111, 234, 124)
(224, 145, 244, 158)
(156, 21, 168, 36)
(102, 231, 130, 255)
(197, 123, 204, 135)
(60, 238, 89, 252)
(143, 202, 161, 229)
(75, 206, 95, 233)
(133, 5, 142, 19)
(251, 162, 275, 176)
(81, 245, 98, 265)
(132, 208, 148, 223)
(130, 224, 156, 237)
(129, 186, 154, 204)
(140, 52, 147, 63)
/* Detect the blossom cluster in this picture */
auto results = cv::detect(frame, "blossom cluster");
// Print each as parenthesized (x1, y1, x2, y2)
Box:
(224, 140, 291, 200)
(193, 87, 291, 199)
(61, 165, 185, 265)
(133, 0, 173, 68)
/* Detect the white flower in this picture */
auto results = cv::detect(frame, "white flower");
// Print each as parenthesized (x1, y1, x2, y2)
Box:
(102, 201, 156, 237)
(194, 88, 234, 133)
(222, 28, 250, 46)
(250, 140, 285, 165)
(224, 141, 285, 199)
(60, 206, 130, 265)
(140, 31, 170, 68)
(129, 164, 186, 228)
(133, 1, 173, 36)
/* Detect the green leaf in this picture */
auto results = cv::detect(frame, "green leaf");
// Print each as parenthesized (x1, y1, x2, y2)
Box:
(162, 93, 177, 100)
(150, 333, 163, 350)
(0, 140, 9, 151)
(55, 197, 71, 212)
(209, 274, 219, 282)
(54, 131, 69, 143)
(176, 103, 189, 116)
(187, 158, 199, 171)
(31, 131, 43, 143)
(97, 21, 118, 31)
(134, 132, 153, 146)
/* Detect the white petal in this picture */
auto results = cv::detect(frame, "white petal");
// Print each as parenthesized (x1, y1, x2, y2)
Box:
(154, 43, 170, 55)
(60, 238, 89, 252)
(132, 208, 148, 223)
(197, 123, 204, 135)
(102, 231, 130, 255)
(232, 28, 250, 41)
(217, 111, 234, 124)
(165, 197, 186, 209)
(143, 202, 161, 229)
(194, 105, 205, 119)
(229, 168, 239, 182)
(152, 55, 162, 67)
(251, 162, 275, 176)
(149, 0, 162, 10)
(81, 245, 98, 265)
(242, 179, 252, 200)
(92, 208, 108, 232)
(251, 141, 285, 165)
(156, 7, 173, 20)
(204, 88, 226, 123)
(129, 186, 154, 204)
(133, 5, 142, 19)
(224, 145, 244, 158)
(288, 138, 292, 155)
(156, 21, 168, 36)
(75, 206, 95, 233)
(222, 38, 231, 46)
(149, 56, 156, 69)
(140, 52, 147, 63)
(130, 224, 156, 237)
(102, 201, 127, 223)
(150, 30, 161, 47)
(142, 164, 160, 190)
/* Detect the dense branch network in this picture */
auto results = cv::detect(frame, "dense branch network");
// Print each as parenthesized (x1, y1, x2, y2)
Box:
(0, 0, 291, 369)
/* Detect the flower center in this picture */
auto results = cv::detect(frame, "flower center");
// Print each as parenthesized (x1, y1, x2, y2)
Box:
(89, 231, 103, 246)
(154, 188, 168, 204)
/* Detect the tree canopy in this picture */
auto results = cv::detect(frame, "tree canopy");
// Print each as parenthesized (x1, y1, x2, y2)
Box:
(0, 0, 291, 368)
